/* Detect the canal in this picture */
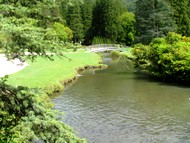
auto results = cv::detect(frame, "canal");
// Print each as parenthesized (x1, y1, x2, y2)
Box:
(52, 57, 190, 143)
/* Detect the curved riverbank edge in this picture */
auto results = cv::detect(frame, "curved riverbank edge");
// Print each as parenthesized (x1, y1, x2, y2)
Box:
(6, 52, 108, 95)
(44, 64, 107, 95)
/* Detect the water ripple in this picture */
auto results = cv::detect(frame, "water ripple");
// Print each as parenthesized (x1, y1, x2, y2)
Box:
(52, 60, 190, 143)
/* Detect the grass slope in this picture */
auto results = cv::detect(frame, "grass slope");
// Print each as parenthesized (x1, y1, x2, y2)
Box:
(7, 52, 104, 93)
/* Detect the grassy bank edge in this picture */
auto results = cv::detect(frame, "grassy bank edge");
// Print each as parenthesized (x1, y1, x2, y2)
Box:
(44, 64, 107, 95)
(7, 52, 107, 95)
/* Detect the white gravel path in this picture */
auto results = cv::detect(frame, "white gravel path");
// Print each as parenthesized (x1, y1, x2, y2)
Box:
(0, 54, 28, 77)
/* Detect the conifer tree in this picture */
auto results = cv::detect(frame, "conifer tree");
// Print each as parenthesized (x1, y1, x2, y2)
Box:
(92, 0, 123, 43)
(67, 2, 84, 43)
(135, 0, 176, 44)
(81, 0, 93, 45)
(166, 0, 190, 36)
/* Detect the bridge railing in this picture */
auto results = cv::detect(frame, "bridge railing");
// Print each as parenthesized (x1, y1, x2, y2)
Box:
(87, 44, 122, 50)
(85, 44, 129, 53)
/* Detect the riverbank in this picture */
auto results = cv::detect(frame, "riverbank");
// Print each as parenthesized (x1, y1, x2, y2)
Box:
(7, 52, 106, 94)
(52, 56, 190, 143)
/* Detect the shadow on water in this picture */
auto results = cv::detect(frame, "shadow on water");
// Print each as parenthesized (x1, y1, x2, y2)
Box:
(133, 71, 190, 89)
(109, 54, 190, 89)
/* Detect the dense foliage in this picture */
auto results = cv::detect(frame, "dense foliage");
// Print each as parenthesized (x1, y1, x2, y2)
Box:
(81, 0, 93, 45)
(0, 0, 72, 60)
(64, 0, 136, 45)
(91, 0, 123, 43)
(63, 0, 190, 45)
(66, 1, 84, 43)
(133, 32, 190, 83)
(166, 0, 190, 36)
(118, 12, 136, 45)
(0, 0, 86, 142)
(0, 77, 86, 143)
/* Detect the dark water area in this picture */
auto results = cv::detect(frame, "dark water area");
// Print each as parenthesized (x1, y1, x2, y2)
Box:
(52, 57, 190, 143)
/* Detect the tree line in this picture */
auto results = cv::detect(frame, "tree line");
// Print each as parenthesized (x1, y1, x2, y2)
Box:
(64, 0, 190, 45)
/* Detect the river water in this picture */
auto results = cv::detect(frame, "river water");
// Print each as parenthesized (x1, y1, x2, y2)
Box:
(52, 57, 190, 143)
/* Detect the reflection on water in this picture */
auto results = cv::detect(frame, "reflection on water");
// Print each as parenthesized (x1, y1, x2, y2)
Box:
(52, 58, 190, 143)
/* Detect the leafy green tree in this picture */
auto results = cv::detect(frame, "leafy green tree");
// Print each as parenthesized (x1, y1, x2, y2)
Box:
(52, 22, 73, 42)
(118, 12, 136, 45)
(0, 17, 63, 61)
(66, 2, 84, 43)
(0, 0, 70, 60)
(166, 0, 190, 36)
(0, 0, 64, 27)
(135, 0, 176, 44)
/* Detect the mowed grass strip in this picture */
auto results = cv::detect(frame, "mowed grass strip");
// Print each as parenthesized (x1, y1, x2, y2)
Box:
(7, 52, 103, 89)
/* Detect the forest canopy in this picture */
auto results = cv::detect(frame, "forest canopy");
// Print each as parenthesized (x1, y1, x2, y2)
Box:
(63, 0, 190, 45)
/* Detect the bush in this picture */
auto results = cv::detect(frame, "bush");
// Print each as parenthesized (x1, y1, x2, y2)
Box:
(166, 32, 182, 44)
(110, 50, 120, 58)
(133, 33, 190, 83)
(0, 78, 86, 143)
(132, 43, 151, 71)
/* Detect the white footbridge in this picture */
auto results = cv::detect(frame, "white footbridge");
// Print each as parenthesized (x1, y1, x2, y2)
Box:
(86, 44, 126, 53)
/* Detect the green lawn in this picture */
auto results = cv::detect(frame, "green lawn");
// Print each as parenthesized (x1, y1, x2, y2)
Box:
(7, 52, 104, 93)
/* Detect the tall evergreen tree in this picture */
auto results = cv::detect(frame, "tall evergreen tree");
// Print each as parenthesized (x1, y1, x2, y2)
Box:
(81, 0, 93, 45)
(166, 0, 190, 36)
(92, 0, 123, 43)
(135, 0, 176, 44)
(121, 0, 137, 12)
(66, 2, 84, 43)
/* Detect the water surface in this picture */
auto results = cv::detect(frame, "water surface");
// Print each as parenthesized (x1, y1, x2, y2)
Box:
(52, 58, 190, 143)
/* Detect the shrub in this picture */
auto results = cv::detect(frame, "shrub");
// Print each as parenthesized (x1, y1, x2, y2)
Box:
(0, 78, 86, 143)
(166, 32, 182, 44)
(133, 32, 190, 83)
(110, 50, 120, 58)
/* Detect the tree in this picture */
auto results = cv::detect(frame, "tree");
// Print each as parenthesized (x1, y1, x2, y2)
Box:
(121, 0, 137, 12)
(135, 0, 176, 44)
(118, 12, 136, 45)
(91, 0, 124, 43)
(66, 2, 84, 43)
(81, 0, 93, 45)
(52, 22, 73, 42)
(166, 0, 190, 36)
(0, 0, 69, 60)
